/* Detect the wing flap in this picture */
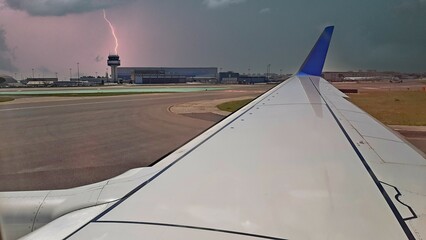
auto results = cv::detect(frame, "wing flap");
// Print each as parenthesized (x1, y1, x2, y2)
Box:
(320, 78, 426, 239)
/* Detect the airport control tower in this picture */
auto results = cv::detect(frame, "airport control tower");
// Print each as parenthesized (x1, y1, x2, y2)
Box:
(107, 54, 120, 82)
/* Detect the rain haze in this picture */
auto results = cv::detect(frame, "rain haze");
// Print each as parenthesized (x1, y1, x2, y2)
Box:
(0, 0, 425, 78)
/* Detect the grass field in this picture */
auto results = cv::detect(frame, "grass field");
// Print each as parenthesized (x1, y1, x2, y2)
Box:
(217, 99, 253, 112)
(349, 91, 426, 126)
(0, 97, 14, 103)
(216, 91, 426, 126)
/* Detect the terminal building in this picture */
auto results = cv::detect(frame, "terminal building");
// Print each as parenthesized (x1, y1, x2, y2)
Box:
(117, 67, 217, 84)
(322, 71, 408, 82)
(219, 71, 240, 84)
(219, 71, 269, 84)
(239, 75, 269, 84)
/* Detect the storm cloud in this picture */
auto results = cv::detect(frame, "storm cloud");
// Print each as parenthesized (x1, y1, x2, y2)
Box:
(4, 0, 133, 16)
(324, 0, 426, 72)
(37, 66, 52, 74)
(259, 7, 271, 14)
(95, 55, 104, 63)
(0, 0, 425, 76)
(0, 27, 17, 72)
(203, 0, 246, 8)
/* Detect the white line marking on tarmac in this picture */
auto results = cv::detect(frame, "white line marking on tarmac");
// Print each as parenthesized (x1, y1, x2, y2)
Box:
(0, 96, 176, 112)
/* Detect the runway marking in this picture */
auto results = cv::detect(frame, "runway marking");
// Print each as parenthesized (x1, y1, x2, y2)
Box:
(363, 87, 380, 90)
(0, 87, 225, 95)
(0, 95, 197, 112)
(0, 91, 239, 112)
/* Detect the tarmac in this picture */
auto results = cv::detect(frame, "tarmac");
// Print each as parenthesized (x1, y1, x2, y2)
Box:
(390, 125, 426, 157)
(332, 80, 426, 92)
(0, 85, 271, 191)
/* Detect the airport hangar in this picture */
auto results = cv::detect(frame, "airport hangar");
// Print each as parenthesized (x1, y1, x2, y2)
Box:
(117, 67, 218, 84)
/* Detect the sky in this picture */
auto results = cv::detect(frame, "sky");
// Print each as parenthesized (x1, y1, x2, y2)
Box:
(0, 0, 425, 79)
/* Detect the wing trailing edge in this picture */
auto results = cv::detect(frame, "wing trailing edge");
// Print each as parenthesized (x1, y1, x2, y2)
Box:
(297, 26, 334, 76)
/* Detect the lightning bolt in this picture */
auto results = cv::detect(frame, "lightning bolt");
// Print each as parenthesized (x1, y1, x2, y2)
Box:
(103, 9, 119, 54)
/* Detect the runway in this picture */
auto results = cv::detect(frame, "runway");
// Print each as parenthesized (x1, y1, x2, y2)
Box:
(0, 86, 270, 191)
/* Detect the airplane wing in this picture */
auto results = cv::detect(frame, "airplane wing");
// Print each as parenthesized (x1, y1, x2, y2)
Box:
(1, 26, 425, 240)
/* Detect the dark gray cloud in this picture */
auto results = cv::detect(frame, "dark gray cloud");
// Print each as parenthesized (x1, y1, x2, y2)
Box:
(192, 0, 426, 73)
(0, 1, 6, 10)
(36, 66, 52, 74)
(0, 27, 18, 72)
(1, 0, 425, 75)
(203, 0, 246, 8)
(82, 0, 422, 74)
(95, 55, 104, 62)
(259, 8, 271, 14)
(324, 0, 426, 72)
(4, 0, 134, 16)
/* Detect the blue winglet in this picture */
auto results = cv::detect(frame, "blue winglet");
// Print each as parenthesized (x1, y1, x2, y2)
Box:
(297, 26, 334, 77)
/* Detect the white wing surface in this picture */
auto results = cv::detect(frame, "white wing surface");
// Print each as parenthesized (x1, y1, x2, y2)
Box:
(1, 26, 425, 240)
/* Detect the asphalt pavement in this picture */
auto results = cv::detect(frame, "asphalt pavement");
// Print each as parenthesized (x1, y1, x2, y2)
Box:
(0, 87, 269, 191)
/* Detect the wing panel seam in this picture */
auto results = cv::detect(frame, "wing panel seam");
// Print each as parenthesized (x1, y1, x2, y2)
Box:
(94, 220, 288, 240)
(379, 181, 418, 221)
(308, 77, 416, 240)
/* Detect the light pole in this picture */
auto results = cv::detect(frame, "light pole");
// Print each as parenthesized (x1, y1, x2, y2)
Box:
(266, 64, 271, 81)
(69, 68, 72, 80)
(77, 62, 80, 86)
(32, 68, 34, 79)
(55, 72, 58, 79)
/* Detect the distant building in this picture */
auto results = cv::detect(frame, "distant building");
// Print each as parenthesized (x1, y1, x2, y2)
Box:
(79, 77, 108, 85)
(25, 78, 58, 87)
(0, 75, 21, 87)
(218, 72, 273, 84)
(323, 71, 394, 82)
(52, 81, 80, 87)
(117, 67, 217, 84)
(238, 75, 268, 84)
(219, 71, 239, 84)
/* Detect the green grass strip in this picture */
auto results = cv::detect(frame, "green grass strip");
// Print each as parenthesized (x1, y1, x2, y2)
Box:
(0, 97, 14, 103)
(349, 91, 426, 126)
(217, 99, 254, 112)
